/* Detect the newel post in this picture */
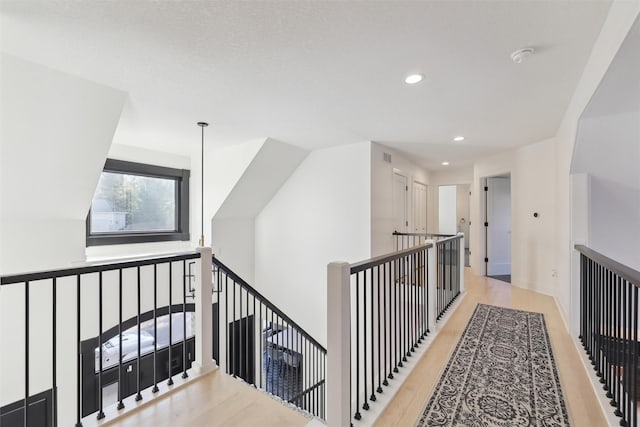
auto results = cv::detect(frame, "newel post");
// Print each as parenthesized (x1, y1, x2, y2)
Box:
(327, 262, 351, 427)
(457, 232, 465, 293)
(194, 246, 216, 375)
(426, 239, 437, 332)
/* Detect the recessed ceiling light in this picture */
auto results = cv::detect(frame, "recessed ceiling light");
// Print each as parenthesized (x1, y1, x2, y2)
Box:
(405, 74, 424, 84)
(453, 136, 465, 142)
(442, 161, 450, 166)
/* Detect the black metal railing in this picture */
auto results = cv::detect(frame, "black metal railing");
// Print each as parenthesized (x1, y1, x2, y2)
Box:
(576, 245, 640, 427)
(348, 243, 432, 421)
(392, 231, 454, 251)
(436, 235, 461, 320)
(0, 252, 201, 427)
(212, 256, 327, 419)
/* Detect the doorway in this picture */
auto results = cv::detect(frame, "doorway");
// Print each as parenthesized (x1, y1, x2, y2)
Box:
(484, 175, 511, 283)
(438, 185, 457, 234)
(457, 185, 471, 267)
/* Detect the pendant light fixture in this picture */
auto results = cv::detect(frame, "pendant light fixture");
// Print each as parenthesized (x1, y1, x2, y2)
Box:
(197, 121, 209, 247)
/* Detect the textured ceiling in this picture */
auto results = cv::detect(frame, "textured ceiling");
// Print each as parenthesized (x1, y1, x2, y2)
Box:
(0, 1, 612, 170)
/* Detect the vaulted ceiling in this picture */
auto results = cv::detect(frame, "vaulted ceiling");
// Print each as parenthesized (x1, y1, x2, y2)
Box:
(0, 1, 612, 170)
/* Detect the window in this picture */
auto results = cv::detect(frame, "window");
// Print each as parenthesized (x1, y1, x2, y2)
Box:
(87, 159, 189, 246)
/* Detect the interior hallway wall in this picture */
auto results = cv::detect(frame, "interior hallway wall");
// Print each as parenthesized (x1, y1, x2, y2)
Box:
(471, 138, 557, 294)
(255, 142, 371, 345)
(554, 1, 640, 327)
(371, 143, 430, 257)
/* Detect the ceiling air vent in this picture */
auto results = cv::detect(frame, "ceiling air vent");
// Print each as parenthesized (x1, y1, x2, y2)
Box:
(383, 152, 392, 163)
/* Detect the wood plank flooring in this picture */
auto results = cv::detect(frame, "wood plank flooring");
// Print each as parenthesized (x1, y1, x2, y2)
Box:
(106, 369, 309, 427)
(374, 268, 608, 426)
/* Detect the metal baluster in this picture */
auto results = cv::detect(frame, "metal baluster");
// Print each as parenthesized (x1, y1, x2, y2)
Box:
(632, 286, 638, 427)
(377, 265, 382, 394)
(136, 266, 143, 400)
(623, 277, 629, 424)
(393, 259, 402, 373)
(270, 308, 273, 394)
(239, 284, 244, 381)
(25, 281, 30, 427)
(615, 274, 621, 416)
(98, 272, 105, 418)
(52, 277, 58, 427)
(260, 299, 263, 389)
(168, 263, 174, 386)
(412, 252, 417, 350)
(580, 255, 584, 344)
(598, 263, 604, 382)
(76, 276, 82, 427)
(383, 262, 388, 387)
(363, 270, 370, 410)
(118, 269, 125, 408)
(355, 271, 361, 419)
(152, 265, 159, 393)
(182, 261, 188, 380)
(246, 288, 250, 384)
(369, 267, 376, 402)
(606, 269, 615, 399)
(233, 281, 237, 378)
(405, 254, 410, 359)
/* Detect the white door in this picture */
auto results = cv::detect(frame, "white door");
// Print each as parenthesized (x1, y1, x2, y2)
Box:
(487, 177, 511, 276)
(413, 182, 427, 233)
(393, 173, 408, 233)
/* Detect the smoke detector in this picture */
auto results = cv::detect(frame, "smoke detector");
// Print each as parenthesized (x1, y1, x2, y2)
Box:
(510, 47, 535, 64)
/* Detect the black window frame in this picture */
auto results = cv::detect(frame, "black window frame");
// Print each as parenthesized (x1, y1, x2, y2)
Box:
(86, 159, 190, 246)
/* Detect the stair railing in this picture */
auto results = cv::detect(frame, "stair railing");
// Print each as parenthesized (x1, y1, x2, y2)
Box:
(0, 250, 205, 427)
(212, 255, 327, 420)
(327, 232, 465, 426)
(575, 244, 640, 427)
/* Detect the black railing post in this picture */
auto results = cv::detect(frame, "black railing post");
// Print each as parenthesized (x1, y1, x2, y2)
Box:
(97, 272, 105, 419)
(136, 266, 143, 400)
(52, 277, 58, 427)
(181, 261, 188, 380)
(152, 264, 159, 393)
(76, 275, 82, 427)
(168, 263, 174, 386)
(118, 269, 125, 408)
(354, 273, 362, 420)
(24, 281, 30, 427)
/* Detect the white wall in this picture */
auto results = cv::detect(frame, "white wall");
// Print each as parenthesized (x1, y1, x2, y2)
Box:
(0, 54, 125, 274)
(0, 54, 125, 424)
(471, 138, 557, 294)
(573, 111, 640, 271)
(254, 142, 371, 345)
(554, 1, 640, 325)
(371, 143, 430, 257)
(212, 139, 308, 282)
(438, 185, 457, 235)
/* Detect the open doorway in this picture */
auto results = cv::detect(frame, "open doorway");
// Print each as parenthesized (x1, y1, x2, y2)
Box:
(457, 184, 471, 267)
(484, 174, 511, 283)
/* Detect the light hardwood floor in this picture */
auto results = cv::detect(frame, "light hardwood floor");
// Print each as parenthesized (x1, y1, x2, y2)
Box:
(106, 369, 309, 427)
(374, 268, 608, 426)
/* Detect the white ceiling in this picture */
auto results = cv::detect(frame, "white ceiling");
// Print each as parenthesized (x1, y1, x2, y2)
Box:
(0, 1, 612, 170)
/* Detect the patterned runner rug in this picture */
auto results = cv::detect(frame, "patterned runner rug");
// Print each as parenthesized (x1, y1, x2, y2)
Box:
(417, 304, 570, 427)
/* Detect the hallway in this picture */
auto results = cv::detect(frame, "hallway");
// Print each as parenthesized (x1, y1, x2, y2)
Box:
(375, 269, 608, 426)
